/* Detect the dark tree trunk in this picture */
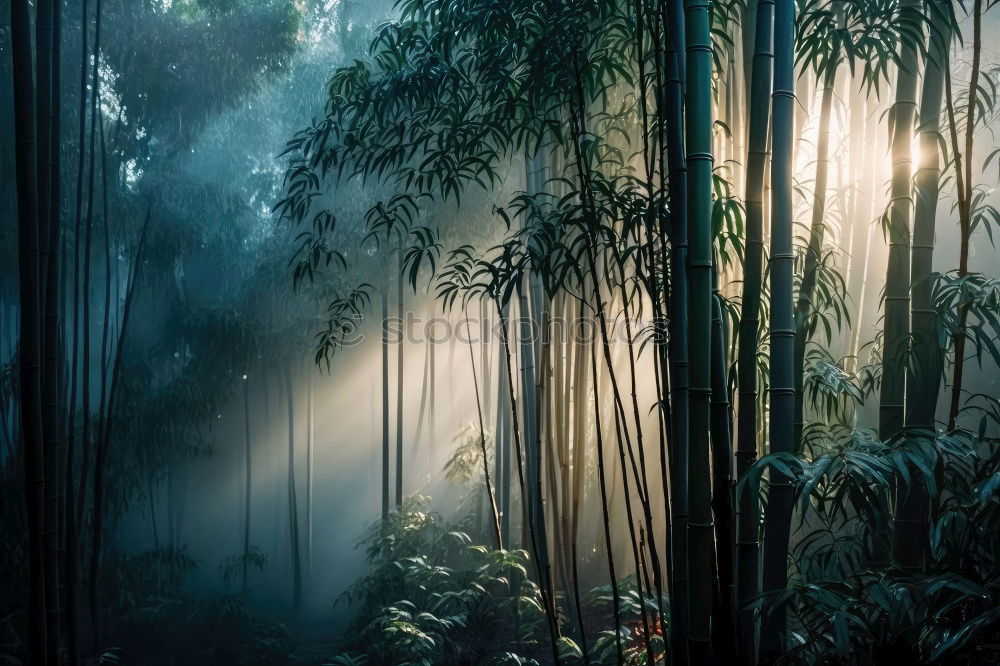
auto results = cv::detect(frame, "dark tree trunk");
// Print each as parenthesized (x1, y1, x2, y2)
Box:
(395, 266, 403, 507)
(284, 368, 302, 612)
(760, 0, 796, 657)
(736, 2, 773, 662)
(381, 287, 389, 519)
(661, 0, 690, 658)
(242, 377, 252, 596)
(11, 0, 50, 662)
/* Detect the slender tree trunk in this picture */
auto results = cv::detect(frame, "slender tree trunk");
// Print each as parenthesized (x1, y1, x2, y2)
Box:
(844, 96, 877, 372)
(284, 368, 302, 612)
(395, 266, 403, 507)
(662, 0, 690, 658)
(760, 0, 796, 657)
(242, 376, 252, 596)
(567, 78, 654, 661)
(895, 13, 950, 570)
(683, 0, 715, 658)
(736, 2, 773, 662)
(521, 154, 552, 595)
(793, 62, 838, 447)
(569, 298, 591, 662)
(81, 3, 103, 645)
(466, 315, 502, 549)
(879, 0, 920, 444)
(64, 2, 90, 660)
(89, 205, 148, 649)
(11, 0, 50, 660)
(306, 368, 313, 576)
(588, 337, 624, 665)
(496, 302, 562, 665)
(496, 301, 512, 547)
(36, 0, 65, 661)
(946, 0, 982, 429)
(710, 285, 736, 662)
(381, 287, 389, 519)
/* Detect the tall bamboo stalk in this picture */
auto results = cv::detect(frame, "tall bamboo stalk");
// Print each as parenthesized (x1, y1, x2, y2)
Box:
(760, 0, 796, 656)
(395, 267, 403, 507)
(284, 368, 302, 611)
(242, 376, 252, 596)
(879, 0, 921, 443)
(11, 0, 49, 660)
(710, 283, 735, 662)
(64, 3, 91, 660)
(496, 301, 561, 665)
(90, 205, 150, 649)
(662, 0, 690, 658)
(465, 315, 502, 549)
(381, 287, 389, 519)
(946, 0, 983, 429)
(683, 0, 715, 658)
(794, 60, 839, 447)
(895, 4, 951, 570)
(736, 1, 773, 660)
(36, 0, 65, 660)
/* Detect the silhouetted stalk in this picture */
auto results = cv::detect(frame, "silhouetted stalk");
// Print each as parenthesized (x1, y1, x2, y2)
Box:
(80, 8, 103, 635)
(51, 5, 65, 656)
(794, 60, 838, 448)
(496, 302, 512, 546)
(946, 0, 982, 429)
(844, 96, 877, 372)
(413, 339, 430, 452)
(662, 0, 690, 657)
(11, 0, 49, 660)
(306, 369, 313, 575)
(465, 314, 503, 549)
(242, 376, 252, 596)
(588, 337, 624, 666)
(879, 0, 920, 443)
(610, 236, 667, 635)
(682, 0, 715, 658)
(36, 0, 66, 658)
(381, 286, 389, 519)
(395, 266, 403, 507)
(89, 204, 149, 651)
(710, 281, 735, 662)
(521, 154, 552, 595)
(736, 1, 773, 661)
(570, 297, 591, 662)
(760, 0, 796, 656)
(65, 3, 91, 660)
(284, 367, 302, 612)
(566, 64, 654, 662)
(897, 10, 951, 570)
(495, 302, 562, 665)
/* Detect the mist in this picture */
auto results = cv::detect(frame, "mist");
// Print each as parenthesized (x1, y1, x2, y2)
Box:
(5, 1, 1000, 665)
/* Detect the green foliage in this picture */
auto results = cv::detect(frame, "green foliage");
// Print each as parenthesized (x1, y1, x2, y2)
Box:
(220, 546, 270, 586)
(743, 426, 1000, 663)
(331, 497, 548, 665)
(588, 576, 667, 665)
(97, 546, 295, 665)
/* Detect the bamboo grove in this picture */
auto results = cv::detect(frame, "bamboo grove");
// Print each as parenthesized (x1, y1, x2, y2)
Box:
(276, 0, 1000, 663)
(3, 1, 329, 664)
(5, 0, 1000, 664)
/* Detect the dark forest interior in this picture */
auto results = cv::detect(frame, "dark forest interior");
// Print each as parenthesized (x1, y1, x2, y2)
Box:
(3, 0, 1000, 664)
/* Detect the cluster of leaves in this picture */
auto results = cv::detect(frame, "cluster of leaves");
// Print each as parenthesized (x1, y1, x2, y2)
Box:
(745, 426, 1000, 663)
(330, 497, 549, 665)
(588, 576, 668, 665)
(97, 546, 296, 665)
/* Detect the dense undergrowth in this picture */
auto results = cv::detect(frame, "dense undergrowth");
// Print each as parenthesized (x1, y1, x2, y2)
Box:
(4, 429, 1000, 666)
